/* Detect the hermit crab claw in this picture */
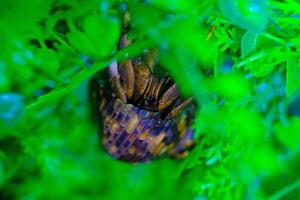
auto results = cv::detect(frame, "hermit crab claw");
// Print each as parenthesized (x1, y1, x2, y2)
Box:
(158, 84, 180, 111)
(165, 97, 193, 119)
(119, 60, 135, 99)
(131, 61, 151, 101)
(108, 61, 127, 103)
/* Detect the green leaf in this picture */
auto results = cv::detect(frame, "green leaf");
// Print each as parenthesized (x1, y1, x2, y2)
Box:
(211, 73, 250, 100)
(237, 47, 288, 77)
(148, 0, 215, 12)
(0, 62, 9, 92)
(286, 58, 300, 96)
(269, 180, 300, 200)
(37, 49, 59, 77)
(219, 0, 269, 32)
(275, 117, 300, 150)
(67, 14, 120, 59)
(243, 145, 280, 174)
(25, 61, 108, 109)
(82, 14, 120, 58)
(67, 30, 96, 57)
(241, 31, 258, 58)
(230, 109, 265, 143)
(0, 159, 4, 188)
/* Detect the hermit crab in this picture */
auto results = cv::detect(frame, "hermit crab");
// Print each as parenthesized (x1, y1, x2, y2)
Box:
(94, 19, 196, 163)
(94, 40, 195, 162)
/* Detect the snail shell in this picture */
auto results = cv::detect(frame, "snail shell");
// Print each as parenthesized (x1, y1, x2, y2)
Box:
(99, 95, 180, 162)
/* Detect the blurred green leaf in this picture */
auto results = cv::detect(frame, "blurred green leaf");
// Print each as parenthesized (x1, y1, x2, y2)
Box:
(214, 20, 239, 53)
(148, 0, 195, 12)
(219, 0, 269, 32)
(237, 47, 289, 77)
(83, 14, 120, 57)
(275, 117, 300, 150)
(0, 93, 24, 126)
(68, 14, 120, 59)
(0, 62, 9, 92)
(230, 109, 265, 143)
(243, 145, 280, 174)
(37, 49, 59, 77)
(1, 0, 300, 199)
(269, 179, 300, 200)
(241, 31, 258, 58)
(148, 0, 216, 13)
(26, 61, 108, 109)
(210, 73, 250, 100)
(286, 58, 300, 97)
(67, 30, 96, 57)
(0, 159, 4, 188)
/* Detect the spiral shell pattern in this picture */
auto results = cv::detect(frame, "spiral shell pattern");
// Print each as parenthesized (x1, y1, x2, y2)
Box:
(100, 97, 179, 162)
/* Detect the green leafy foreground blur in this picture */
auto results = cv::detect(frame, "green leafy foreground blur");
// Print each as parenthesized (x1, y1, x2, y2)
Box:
(1, 0, 300, 199)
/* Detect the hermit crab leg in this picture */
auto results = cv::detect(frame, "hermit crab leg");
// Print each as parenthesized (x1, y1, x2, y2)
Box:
(132, 62, 151, 101)
(109, 61, 127, 103)
(116, 34, 135, 99)
(165, 97, 193, 119)
(119, 60, 135, 99)
(158, 84, 180, 111)
(154, 78, 165, 100)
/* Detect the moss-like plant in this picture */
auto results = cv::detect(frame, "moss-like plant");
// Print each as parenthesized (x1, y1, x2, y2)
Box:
(0, 0, 300, 199)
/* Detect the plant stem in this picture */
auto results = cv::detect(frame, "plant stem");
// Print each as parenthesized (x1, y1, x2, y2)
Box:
(269, 179, 300, 200)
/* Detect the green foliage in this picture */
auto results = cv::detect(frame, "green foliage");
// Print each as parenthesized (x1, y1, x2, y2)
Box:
(275, 117, 300, 150)
(241, 31, 258, 58)
(67, 14, 121, 59)
(286, 58, 300, 96)
(219, 0, 269, 32)
(1, 0, 300, 200)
